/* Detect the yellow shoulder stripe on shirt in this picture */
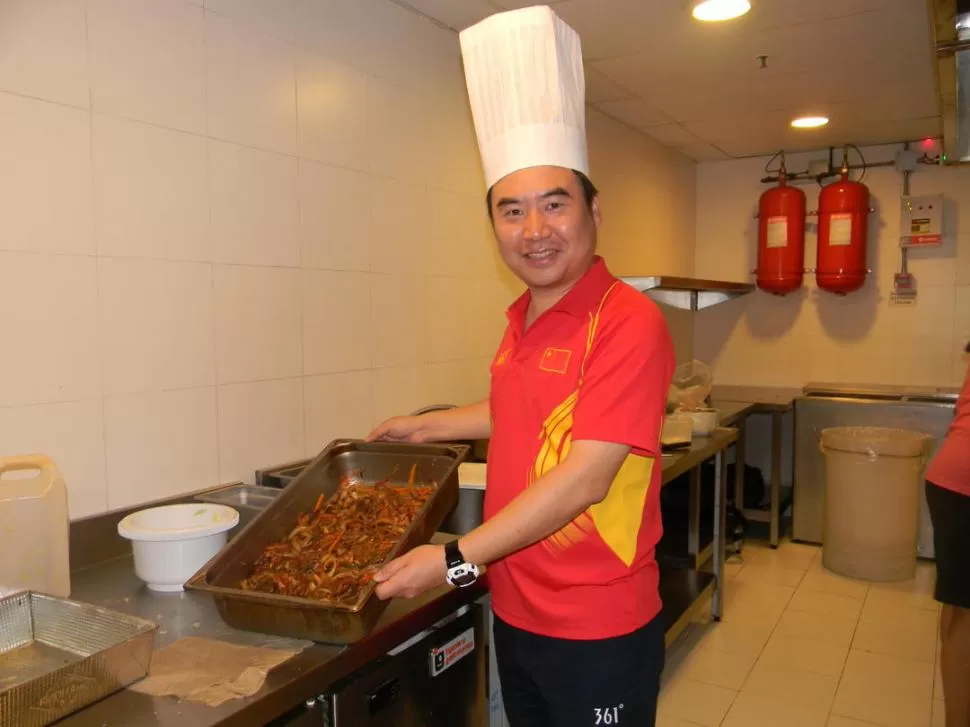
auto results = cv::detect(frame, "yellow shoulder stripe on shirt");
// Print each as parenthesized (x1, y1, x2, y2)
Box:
(529, 281, 655, 567)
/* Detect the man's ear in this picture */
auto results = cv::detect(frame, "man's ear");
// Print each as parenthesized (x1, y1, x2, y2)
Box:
(591, 195, 602, 230)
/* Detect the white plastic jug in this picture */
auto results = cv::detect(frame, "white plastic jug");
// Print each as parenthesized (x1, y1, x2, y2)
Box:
(0, 455, 70, 598)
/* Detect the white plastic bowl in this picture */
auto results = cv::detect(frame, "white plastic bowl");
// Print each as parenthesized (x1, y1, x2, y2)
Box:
(686, 408, 720, 436)
(117, 503, 239, 592)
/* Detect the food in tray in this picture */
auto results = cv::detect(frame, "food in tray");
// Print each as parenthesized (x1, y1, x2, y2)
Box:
(239, 468, 434, 605)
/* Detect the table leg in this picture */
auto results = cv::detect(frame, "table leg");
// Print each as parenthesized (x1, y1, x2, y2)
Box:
(770, 411, 783, 548)
(734, 420, 746, 511)
(688, 466, 701, 565)
(712, 448, 726, 621)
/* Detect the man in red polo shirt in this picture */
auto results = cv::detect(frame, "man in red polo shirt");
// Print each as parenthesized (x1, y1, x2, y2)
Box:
(369, 7, 675, 726)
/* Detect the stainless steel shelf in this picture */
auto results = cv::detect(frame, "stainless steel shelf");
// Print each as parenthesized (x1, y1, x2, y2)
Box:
(620, 276, 754, 311)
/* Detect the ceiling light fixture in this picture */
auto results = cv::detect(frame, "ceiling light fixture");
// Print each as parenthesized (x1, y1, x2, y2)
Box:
(691, 0, 751, 22)
(791, 116, 830, 129)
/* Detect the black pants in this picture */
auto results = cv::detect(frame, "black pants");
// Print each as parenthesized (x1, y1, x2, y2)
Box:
(493, 613, 665, 727)
(926, 481, 970, 609)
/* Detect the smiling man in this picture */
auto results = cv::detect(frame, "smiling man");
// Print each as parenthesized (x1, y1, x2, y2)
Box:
(368, 6, 675, 726)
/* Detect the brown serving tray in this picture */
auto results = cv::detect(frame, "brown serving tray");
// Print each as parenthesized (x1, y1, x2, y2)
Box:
(185, 439, 468, 644)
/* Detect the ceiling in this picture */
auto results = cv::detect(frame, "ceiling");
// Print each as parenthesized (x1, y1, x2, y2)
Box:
(394, 0, 941, 161)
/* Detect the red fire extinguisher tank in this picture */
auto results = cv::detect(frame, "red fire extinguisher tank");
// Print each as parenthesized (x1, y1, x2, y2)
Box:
(816, 170, 870, 295)
(756, 173, 806, 295)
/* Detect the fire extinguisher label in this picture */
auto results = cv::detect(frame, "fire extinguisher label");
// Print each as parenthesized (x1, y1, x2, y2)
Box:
(828, 213, 853, 247)
(766, 217, 788, 248)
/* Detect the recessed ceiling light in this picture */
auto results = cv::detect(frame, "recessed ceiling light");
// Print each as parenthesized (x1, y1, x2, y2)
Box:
(791, 116, 830, 129)
(691, 0, 751, 22)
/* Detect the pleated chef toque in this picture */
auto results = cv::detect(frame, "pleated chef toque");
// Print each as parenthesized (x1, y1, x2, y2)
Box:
(459, 5, 588, 190)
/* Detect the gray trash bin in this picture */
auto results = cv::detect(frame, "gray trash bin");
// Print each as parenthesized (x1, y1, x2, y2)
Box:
(820, 426, 931, 582)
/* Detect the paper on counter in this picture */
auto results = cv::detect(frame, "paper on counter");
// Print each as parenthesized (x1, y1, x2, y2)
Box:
(129, 636, 301, 708)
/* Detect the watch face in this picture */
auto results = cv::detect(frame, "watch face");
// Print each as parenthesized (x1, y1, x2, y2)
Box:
(447, 564, 479, 588)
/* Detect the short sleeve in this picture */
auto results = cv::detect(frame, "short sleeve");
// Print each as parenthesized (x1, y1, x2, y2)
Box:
(570, 296, 675, 456)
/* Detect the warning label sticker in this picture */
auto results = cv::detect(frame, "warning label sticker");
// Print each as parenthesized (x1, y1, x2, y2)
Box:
(429, 628, 475, 677)
(765, 216, 788, 249)
(828, 213, 853, 247)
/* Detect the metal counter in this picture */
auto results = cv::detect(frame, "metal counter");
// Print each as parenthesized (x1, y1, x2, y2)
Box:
(58, 541, 487, 727)
(57, 433, 740, 726)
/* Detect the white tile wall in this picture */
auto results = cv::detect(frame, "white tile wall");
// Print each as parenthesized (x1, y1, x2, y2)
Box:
(0, 253, 100, 407)
(296, 52, 370, 171)
(0, 0, 89, 109)
(104, 387, 219, 509)
(0, 93, 93, 255)
(204, 11, 297, 155)
(87, 0, 205, 134)
(208, 140, 300, 267)
(298, 160, 372, 271)
(213, 265, 302, 384)
(0, 0, 695, 519)
(217, 378, 304, 483)
(92, 114, 209, 261)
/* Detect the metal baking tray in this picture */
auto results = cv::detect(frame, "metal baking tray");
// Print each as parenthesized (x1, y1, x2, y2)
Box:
(0, 591, 157, 727)
(186, 439, 468, 644)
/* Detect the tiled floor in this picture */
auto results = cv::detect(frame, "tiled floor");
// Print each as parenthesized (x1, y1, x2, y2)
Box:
(659, 539, 944, 727)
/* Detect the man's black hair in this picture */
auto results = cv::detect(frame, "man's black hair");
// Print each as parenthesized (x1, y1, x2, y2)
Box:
(966, 340, 970, 353)
(485, 170, 598, 221)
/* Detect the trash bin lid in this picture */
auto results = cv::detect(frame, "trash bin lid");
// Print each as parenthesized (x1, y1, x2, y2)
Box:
(820, 426, 930, 458)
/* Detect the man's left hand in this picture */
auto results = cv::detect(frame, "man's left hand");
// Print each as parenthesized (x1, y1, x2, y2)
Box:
(374, 544, 447, 600)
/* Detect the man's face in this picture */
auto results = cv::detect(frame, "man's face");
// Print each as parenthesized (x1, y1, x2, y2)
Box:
(488, 166, 600, 293)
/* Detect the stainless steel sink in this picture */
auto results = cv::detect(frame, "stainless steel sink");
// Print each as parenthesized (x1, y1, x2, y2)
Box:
(440, 486, 485, 536)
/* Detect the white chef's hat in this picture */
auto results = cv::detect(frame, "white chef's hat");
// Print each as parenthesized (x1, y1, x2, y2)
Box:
(459, 6, 588, 190)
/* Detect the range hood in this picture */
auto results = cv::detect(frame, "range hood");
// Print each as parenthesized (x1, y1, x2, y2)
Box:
(619, 276, 754, 311)
(932, 0, 970, 164)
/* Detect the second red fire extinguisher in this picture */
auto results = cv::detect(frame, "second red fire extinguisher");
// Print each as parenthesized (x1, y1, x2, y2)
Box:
(815, 151, 870, 295)
(756, 155, 806, 296)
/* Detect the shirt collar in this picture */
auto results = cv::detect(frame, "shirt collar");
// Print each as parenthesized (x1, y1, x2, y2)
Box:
(506, 256, 616, 333)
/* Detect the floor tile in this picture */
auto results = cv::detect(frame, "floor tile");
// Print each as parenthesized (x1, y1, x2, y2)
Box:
(677, 642, 760, 690)
(658, 677, 737, 727)
(934, 657, 943, 701)
(799, 569, 870, 600)
(692, 618, 776, 659)
(742, 659, 840, 711)
(759, 631, 850, 677)
(832, 649, 934, 727)
(789, 588, 865, 620)
(747, 544, 818, 570)
(864, 584, 940, 617)
(734, 562, 807, 587)
(775, 608, 859, 648)
(932, 699, 945, 727)
(657, 716, 706, 727)
(827, 717, 883, 727)
(853, 607, 938, 663)
(722, 690, 829, 727)
(724, 561, 743, 580)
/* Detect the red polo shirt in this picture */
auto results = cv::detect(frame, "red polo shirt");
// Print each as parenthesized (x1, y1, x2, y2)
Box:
(484, 256, 675, 640)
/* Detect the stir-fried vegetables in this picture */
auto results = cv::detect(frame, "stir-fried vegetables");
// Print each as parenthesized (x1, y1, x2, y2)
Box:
(239, 473, 434, 606)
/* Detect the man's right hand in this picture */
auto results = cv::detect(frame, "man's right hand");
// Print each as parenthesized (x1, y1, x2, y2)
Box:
(367, 416, 428, 443)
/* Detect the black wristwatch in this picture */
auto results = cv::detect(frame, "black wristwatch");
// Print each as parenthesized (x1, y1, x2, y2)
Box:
(444, 540, 480, 588)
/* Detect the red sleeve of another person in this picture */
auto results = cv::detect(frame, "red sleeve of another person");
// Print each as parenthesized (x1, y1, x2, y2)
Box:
(571, 296, 676, 456)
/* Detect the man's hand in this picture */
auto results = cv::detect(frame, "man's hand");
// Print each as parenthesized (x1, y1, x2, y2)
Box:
(373, 544, 447, 600)
(367, 416, 427, 443)
(367, 400, 492, 444)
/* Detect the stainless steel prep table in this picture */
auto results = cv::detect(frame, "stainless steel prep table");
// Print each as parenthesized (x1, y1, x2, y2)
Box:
(57, 545, 487, 727)
(711, 393, 796, 548)
(658, 427, 737, 646)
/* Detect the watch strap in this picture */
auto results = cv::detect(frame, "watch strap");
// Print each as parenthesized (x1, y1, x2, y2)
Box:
(444, 540, 465, 568)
